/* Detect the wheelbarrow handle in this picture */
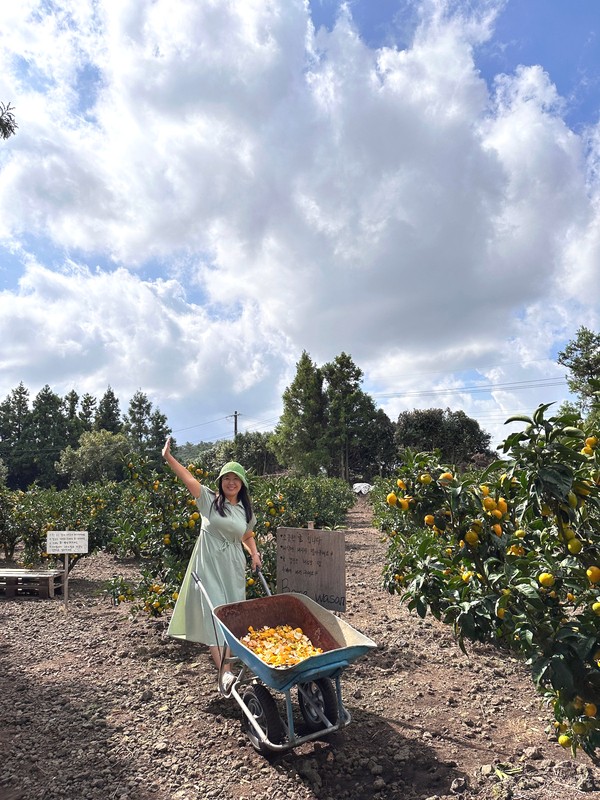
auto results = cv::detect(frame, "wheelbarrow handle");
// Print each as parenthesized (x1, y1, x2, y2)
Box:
(191, 570, 215, 609)
(254, 567, 272, 597)
(192, 568, 272, 600)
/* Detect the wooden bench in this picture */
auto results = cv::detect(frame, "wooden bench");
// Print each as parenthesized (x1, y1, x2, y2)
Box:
(0, 568, 64, 599)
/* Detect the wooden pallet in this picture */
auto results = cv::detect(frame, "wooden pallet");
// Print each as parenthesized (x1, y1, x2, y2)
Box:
(0, 568, 64, 599)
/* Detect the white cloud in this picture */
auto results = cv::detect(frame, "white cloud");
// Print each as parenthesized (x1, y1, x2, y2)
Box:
(0, 0, 598, 449)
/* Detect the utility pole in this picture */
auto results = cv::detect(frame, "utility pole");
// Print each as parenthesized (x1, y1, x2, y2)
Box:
(227, 410, 240, 438)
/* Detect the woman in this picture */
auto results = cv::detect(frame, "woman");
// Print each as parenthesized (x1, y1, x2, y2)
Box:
(162, 437, 261, 688)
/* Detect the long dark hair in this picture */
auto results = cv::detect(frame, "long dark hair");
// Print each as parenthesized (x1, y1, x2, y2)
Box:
(213, 480, 253, 524)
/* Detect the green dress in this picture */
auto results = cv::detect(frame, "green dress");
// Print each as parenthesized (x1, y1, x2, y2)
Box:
(168, 484, 256, 646)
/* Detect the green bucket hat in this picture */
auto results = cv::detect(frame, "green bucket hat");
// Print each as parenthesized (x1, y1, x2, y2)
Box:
(217, 461, 249, 489)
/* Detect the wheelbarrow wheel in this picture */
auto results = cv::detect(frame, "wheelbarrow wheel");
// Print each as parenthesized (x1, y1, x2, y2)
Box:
(297, 677, 338, 732)
(241, 685, 285, 753)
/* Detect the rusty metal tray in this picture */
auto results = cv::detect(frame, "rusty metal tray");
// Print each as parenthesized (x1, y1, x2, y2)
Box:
(213, 592, 376, 692)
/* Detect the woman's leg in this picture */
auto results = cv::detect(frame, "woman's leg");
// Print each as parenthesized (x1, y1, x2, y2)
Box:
(209, 644, 231, 671)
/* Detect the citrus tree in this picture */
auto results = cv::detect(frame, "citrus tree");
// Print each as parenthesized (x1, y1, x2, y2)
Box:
(107, 459, 355, 613)
(7, 482, 122, 570)
(0, 450, 355, 616)
(376, 405, 600, 760)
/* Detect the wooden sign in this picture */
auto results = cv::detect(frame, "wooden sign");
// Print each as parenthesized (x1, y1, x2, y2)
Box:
(46, 531, 89, 554)
(46, 531, 88, 610)
(276, 527, 346, 612)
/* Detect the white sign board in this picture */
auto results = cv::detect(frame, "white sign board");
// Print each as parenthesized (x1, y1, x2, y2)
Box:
(276, 527, 346, 612)
(46, 530, 89, 554)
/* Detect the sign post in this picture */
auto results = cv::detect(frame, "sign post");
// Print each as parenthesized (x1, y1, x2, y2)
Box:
(276, 526, 346, 612)
(46, 531, 88, 610)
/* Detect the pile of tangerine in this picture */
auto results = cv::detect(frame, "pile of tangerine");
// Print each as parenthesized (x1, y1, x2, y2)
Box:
(241, 624, 323, 668)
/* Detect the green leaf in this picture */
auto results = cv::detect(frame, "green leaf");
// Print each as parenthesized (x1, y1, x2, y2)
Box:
(537, 464, 573, 497)
(561, 427, 585, 439)
(547, 654, 576, 694)
(533, 402, 555, 425)
(480, 459, 510, 480)
(505, 414, 534, 425)
(415, 596, 427, 618)
(501, 431, 528, 452)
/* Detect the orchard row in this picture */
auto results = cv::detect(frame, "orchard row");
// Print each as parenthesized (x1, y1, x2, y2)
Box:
(0, 463, 354, 615)
(373, 405, 600, 760)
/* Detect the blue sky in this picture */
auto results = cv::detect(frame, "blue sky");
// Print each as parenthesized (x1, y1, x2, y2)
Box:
(0, 0, 599, 451)
(309, 0, 600, 128)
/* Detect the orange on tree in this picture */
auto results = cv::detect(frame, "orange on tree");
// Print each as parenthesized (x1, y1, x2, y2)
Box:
(586, 566, 600, 584)
(538, 572, 555, 588)
(568, 491, 578, 508)
(419, 474, 432, 485)
(464, 530, 479, 546)
(387, 492, 398, 506)
(424, 514, 435, 526)
(483, 496, 497, 512)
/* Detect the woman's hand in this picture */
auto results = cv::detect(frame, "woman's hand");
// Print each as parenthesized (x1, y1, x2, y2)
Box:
(161, 437, 201, 498)
(250, 551, 262, 570)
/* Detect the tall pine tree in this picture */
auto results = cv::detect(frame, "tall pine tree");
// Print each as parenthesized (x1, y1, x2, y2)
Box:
(95, 386, 122, 433)
(147, 408, 171, 468)
(0, 383, 31, 488)
(78, 393, 97, 431)
(63, 389, 84, 447)
(271, 351, 328, 475)
(123, 390, 152, 452)
(321, 352, 364, 481)
(19, 385, 68, 487)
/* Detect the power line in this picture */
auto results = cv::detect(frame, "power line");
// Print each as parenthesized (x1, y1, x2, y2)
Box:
(377, 357, 563, 381)
(171, 376, 569, 444)
(172, 415, 230, 434)
(373, 377, 567, 400)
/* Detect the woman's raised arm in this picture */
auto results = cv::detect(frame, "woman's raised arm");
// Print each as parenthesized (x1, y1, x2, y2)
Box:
(162, 436, 201, 498)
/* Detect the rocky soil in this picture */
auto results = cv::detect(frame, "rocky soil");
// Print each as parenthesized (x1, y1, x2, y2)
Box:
(2, 496, 600, 800)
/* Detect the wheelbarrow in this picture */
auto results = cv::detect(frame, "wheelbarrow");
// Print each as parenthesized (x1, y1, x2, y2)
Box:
(192, 570, 376, 753)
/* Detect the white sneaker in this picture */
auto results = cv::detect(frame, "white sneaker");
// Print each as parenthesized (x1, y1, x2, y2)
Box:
(221, 672, 236, 693)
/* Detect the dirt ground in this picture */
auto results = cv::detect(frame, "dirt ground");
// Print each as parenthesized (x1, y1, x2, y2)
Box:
(2, 496, 600, 800)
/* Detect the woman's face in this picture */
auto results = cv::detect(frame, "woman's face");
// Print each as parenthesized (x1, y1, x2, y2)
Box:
(221, 472, 243, 501)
